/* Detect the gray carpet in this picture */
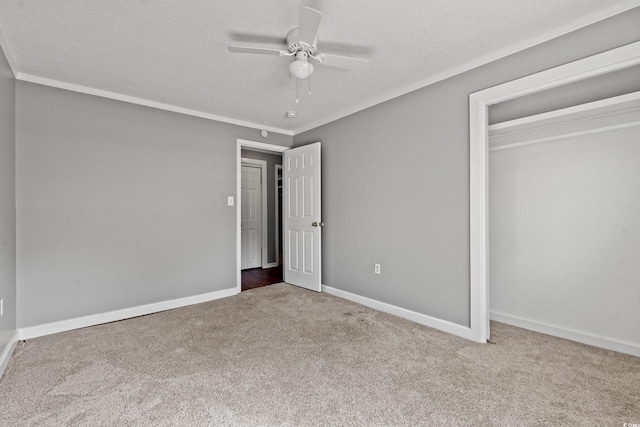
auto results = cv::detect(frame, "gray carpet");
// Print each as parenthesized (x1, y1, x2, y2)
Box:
(1, 283, 638, 426)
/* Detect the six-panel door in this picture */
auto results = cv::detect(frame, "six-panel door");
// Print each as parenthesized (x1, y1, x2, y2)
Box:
(283, 143, 321, 291)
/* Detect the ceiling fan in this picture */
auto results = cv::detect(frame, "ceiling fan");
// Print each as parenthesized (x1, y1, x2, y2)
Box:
(227, 6, 370, 83)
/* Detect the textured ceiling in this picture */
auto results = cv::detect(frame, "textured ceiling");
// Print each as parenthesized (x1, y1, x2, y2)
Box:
(0, 0, 636, 135)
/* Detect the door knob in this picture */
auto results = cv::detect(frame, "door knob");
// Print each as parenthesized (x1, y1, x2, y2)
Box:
(312, 222, 324, 227)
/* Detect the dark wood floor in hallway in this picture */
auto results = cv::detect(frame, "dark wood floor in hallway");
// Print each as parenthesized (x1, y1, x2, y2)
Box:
(241, 266, 283, 292)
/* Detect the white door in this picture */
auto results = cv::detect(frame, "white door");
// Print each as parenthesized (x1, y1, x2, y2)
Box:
(283, 142, 322, 292)
(241, 165, 262, 270)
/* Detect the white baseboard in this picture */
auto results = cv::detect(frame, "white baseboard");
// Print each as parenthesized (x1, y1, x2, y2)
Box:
(491, 311, 640, 357)
(263, 262, 278, 269)
(18, 287, 239, 341)
(322, 285, 476, 341)
(0, 330, 19, 380)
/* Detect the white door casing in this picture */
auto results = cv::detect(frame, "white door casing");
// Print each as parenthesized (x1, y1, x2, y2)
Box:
(241, 165, 262, 270)
(284, 142, 322, 292)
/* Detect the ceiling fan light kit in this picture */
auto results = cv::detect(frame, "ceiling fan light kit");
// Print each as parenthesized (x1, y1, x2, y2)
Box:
(228, 6, 370, 97)
(289, 51, 314, 80)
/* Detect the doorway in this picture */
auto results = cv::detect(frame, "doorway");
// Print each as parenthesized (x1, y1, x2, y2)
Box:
(468, 41, 640, 347)
(236, 139, 324, 294)
(487, 90, 640, 355)
(240, 163, 285, 291)
(240, 151, 283, 291)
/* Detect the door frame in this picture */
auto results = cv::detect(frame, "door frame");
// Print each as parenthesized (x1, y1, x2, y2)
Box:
(468, 41, 640, 343)
(240, 158, 268, 269)
(275, 164, 283, 267)
(237, 139, 288, 292)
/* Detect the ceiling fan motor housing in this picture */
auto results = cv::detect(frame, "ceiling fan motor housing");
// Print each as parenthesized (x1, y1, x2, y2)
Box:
(286, 28, 318, 55)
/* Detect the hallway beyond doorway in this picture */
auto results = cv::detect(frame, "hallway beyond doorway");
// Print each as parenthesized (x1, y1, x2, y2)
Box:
(241, 266, 283, 292)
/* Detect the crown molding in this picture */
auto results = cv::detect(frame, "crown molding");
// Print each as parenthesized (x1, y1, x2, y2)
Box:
(292, 1, 640, 135)
(15, 73, 294, 136)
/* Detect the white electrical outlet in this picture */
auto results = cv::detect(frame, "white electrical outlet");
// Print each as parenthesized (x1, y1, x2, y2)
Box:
(374, 263, 381, 275)
(227, 196, 234, 206)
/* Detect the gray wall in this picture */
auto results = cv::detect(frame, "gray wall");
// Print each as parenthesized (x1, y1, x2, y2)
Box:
(489, 126, 640, 345)
(293, 9, 640, 327)
(241, 149, 282, 265)
(16, 82, 292, 328)
(0, 45, 16, 352)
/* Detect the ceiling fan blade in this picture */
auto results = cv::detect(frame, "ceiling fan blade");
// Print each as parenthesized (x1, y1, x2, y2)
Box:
(228, 46, 286, 56)
(227, 31, 286, 45)
(298, 6, 322, 48)
(315, 53, 370, 72)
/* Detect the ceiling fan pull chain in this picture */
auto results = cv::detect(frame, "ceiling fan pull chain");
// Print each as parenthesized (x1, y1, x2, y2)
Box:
(296, 78, 299, 104)
(308, 74, 312, 96)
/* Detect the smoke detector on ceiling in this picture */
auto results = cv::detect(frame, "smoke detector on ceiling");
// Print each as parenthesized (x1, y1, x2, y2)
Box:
(286, 111, 297, 118)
